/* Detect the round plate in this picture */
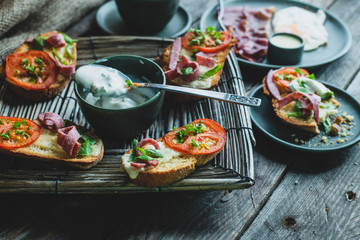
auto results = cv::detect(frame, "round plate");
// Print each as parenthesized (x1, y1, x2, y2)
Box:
(249, 84, 360, 152)
(200, 0, 352, 70)
(96, 1, 192, 38)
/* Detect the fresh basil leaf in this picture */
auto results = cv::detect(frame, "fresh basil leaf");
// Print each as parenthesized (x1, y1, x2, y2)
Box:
(319, 102, 337, 109)
(181, 67, 193, 76)
(77, 139, 92, 156)
(52, 47, 67, 65)
(287, 112, 303, 118)
(60, 32, 78, 44)
(134, 155, 153, 162)
(198, 65, 222, 80)
(65, 44, 74, 59)
(80, 133, 97, 145)
(128, 139, 138, 162)
(145, 149, 164, 158)
(323, 118, 332, 135)
(33, 36, 46, 50)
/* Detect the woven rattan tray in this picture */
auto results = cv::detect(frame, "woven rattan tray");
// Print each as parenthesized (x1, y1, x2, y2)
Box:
(0, 36, 255, 193)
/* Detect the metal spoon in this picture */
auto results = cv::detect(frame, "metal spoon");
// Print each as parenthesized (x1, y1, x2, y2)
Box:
(133, 83, 261, 107)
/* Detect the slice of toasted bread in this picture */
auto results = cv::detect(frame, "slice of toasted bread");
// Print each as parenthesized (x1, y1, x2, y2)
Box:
(1, 31, 76, 101)
(159, 38, 235, 103)
(122, 139, 196, 188)
(0, 121, 104, 169)
(263, 74, 341, 134)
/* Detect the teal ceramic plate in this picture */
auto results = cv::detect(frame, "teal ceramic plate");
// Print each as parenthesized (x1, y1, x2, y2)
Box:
(249, 83, 360, 152)
(200, 0, 351, 70)
(96, 1, 191, 37)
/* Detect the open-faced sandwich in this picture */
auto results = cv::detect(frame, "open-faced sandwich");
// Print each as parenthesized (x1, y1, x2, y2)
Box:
(0, 31, 77, 101)
(0, 112, 103, 169)
(263, 67, 341, 134)
(121, 118, 226, 187)
(160, 27, 235, 102)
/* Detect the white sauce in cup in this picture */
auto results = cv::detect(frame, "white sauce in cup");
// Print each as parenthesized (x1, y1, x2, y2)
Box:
(270, 34, 302, 49)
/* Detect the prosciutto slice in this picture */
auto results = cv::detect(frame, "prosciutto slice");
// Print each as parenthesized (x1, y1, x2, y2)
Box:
(223, 6, 275, 62)
(52, 52, 75, 74)
(169, 37, 182, 70)
(57, 126, 81, 157)
(196, 52, 216, 67)
(266, 70, 281, 100)
(278, 92, 320, 123)
(46, 34, 66, 48)
(165, 55, 201, 82)
(38, 112, 65, 131)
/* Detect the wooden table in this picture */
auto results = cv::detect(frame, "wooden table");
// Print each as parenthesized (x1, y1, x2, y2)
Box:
(1, 0, 359, 239)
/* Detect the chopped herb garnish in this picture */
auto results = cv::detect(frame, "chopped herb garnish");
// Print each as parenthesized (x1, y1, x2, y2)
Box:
(125, 79, 132, 87)
(175, 121, 205, 144)
(20, 118, 28, 126)
(181, 67, 193, 76)
(309, 73, 315, 80)
(190, 139, 199, 148)
(188, 28, 205, 46)
(198, 65, 222, 80)
(191, 49, 199, 60)
(12, 122, 21, 129)
(0, 119, 3, 124)
(22, 58, 29, 65)
(14, 70, 20, 77)
(0, 130, 10, 140)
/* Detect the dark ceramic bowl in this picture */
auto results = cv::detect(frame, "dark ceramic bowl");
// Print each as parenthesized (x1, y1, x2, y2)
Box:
(267, 32, 305, 65)
(74, 55, 165, 139)
(115, 0, 180, 34)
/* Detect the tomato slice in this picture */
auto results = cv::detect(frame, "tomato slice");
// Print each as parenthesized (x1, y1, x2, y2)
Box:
(164, 118, 226, 155)
(5, 50, 57, 90)
(182, 29, 232, 53)
(0, 116, 41, 150)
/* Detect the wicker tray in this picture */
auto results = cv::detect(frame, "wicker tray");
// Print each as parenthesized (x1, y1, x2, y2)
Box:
(0, 36, 255, 193)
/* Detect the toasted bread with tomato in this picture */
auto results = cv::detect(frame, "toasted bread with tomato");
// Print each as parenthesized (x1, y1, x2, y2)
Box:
(159, 28, 235, 103)
(0, 116, 104, 169)
(122, 138, 197, 188)
(0, 31, 77, 101)
(121, 118, 226, 187)
(262, 67, 340, 134)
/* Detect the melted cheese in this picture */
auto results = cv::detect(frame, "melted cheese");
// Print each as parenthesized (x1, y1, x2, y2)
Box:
(121, 141, 181, 179)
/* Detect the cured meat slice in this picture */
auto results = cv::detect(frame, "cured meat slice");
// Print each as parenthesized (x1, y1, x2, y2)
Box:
(223, 6, 275, 62)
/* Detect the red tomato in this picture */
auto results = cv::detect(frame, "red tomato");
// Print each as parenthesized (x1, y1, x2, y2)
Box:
(182, 29, 232, 53)
(0, 116, 41, 150)
(273, 67, 309, 93)
(5, 50, 57, 90)
(164, 118, 226, 155)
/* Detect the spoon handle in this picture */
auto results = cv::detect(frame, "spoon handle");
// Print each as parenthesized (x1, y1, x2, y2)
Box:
(134, 83, 261, 107)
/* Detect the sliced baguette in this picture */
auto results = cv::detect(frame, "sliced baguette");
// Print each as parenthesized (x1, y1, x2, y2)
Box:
(262, 74, 341, 134)
(0, 121, 104, 169)
(1, 31, 76, 101)
(159, 38, 235, 103)
(122, 138, 197, 188)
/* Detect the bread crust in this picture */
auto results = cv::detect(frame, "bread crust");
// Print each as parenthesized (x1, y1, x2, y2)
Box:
(159, 38, 236, 103)
(2, 31, 76, 101)
(0, 122, 104, 169)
